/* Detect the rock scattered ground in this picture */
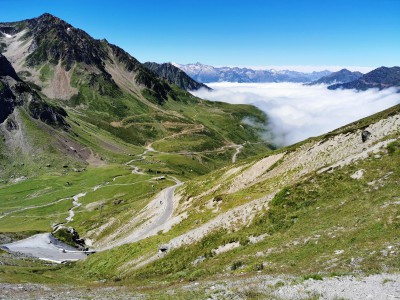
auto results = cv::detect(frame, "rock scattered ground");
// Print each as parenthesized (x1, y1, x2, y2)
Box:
(350, 169, 365, 180)
(169, 193, 276, 249)
(0, 273, 398, 299)
(0, 283, 144, 300)
(183, 273, 400, 300)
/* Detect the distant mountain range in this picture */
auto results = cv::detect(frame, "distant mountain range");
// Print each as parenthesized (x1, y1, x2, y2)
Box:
(143, 62, 210, 91)
(173, 63, 400, 92)
(173, 62, 332, 83)
(328, 66, 400, 91)
(307, 69, 363, 86)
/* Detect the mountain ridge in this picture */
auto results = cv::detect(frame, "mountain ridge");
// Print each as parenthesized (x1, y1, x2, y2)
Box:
(1, 13, 175, 103)
(174, 62, 333, 83)
(328, 66, 400, 91)
(144, 62, 211, 91)
(307, 68, 363, 85)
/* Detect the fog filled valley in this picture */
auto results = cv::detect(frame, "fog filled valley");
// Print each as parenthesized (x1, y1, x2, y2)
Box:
(194, 83, 400, 145)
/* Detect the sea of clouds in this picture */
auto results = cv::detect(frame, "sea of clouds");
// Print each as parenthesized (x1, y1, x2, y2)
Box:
(193, 82, 400, 146)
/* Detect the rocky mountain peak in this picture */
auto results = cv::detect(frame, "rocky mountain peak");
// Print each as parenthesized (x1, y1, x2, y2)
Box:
(25, 14, 107, 70)
(36, 13, 64, 23)
(337, 68, 351, 74)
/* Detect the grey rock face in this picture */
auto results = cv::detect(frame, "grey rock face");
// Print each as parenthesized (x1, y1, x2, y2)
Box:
(362, 130, 371, 142)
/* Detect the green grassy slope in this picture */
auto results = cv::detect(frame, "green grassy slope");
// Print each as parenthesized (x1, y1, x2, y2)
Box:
(0, 108, 82, 181)
(122, 146, 399, 283)
(0, 107, 399, 297)
(70, 105, 400, 286)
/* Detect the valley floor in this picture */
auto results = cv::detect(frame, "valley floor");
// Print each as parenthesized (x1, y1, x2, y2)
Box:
(0, 273, 399, 299)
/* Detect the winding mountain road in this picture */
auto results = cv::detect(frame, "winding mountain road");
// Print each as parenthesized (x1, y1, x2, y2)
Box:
(141, 177, 183, 239)
(98, 176, 183, 250)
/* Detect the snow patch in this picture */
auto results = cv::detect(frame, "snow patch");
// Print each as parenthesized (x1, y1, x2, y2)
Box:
(1, 31, 12, 38)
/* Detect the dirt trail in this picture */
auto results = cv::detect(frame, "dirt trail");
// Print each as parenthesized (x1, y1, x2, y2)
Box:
(0, 197, 72, 220)
(232, 144, 244, 163)
(65, 193, 86, 223)
(142, 123, 246, 165)
(1, 166, 182, 263)
(146, 124, 205, 152)
(176, 143, 245, 164)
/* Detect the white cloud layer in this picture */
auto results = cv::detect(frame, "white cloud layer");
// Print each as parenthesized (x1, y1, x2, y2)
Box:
(193, 82, 400, 146)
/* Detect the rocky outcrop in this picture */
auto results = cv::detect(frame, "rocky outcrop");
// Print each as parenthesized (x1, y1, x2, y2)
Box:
(0, 54, 68, 127)
(0, 82, 21, 123)
(362, 130, 371, 142)
(53, 226, 87, 250)
(0, 54, 20, 80)
(28, 98, 69, 127)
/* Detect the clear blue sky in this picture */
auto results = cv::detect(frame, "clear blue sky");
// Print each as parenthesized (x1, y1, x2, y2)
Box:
(0, 0, 399, 68)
